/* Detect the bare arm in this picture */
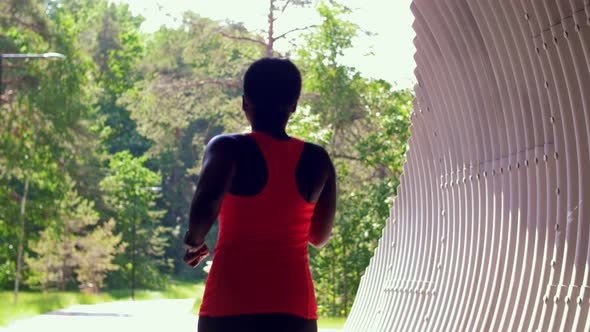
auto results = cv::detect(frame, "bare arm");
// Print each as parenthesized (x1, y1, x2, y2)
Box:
(185, 135, 236, 246)
(309, 149, 336, 248)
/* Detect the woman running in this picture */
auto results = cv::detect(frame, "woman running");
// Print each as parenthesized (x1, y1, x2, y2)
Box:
(182, 58, 337, 332)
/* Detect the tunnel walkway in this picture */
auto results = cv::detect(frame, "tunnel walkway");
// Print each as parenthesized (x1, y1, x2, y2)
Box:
(345, 0, 590, 331)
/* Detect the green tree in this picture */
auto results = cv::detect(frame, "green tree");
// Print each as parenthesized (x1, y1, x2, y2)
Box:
(0, 0, 94, 301)
(100, 151, 169, 288)
(295, 2, 412, 316)
(287, 106, 333, 145)
(54, 0, 150, 156)
(0, 1, 413, 319)
(119, 13, 264, 277)
(75, 218, 124, 291)
(26, 180, 124, 291)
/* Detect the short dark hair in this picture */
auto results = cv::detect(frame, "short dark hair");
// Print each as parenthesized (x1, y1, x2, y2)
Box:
(243, 58, 302, 112)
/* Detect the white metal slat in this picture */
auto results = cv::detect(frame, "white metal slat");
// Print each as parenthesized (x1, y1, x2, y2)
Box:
(483, 1, 537, 330)
(410, 16, 455, 330)
(408, 5, 462, 332)
(343, 0, 590, 330)
(511, 1, 557, 329)
(464, 1, 519, 330)
(412, 5, 467, 329)
(549, 13, 590, 332)
(523, 1, 565, 329)
(496, 2, 546, 330)
(411, 82, 448, 332)
(435, 2, 496, 330)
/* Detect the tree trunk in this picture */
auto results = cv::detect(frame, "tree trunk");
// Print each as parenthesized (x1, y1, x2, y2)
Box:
(266, 0, 274, 57)
(60, 243, 68, 291)
(342, 240, 348, 316)
(331, 245, 336, 316)
(132, 194, 137, 300)
(14, 175, 30, 304)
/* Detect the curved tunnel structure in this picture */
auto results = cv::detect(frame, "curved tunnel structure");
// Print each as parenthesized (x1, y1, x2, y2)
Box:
(344, 0, 590, 330)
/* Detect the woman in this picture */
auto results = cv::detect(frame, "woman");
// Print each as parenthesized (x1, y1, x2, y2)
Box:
(183, 58, 337, 332)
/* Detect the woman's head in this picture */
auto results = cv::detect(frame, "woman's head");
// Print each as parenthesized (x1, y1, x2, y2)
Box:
(242, 58, 302, 128)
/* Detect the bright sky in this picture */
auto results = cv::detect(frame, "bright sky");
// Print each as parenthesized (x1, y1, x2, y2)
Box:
(113, 0, 416, 89)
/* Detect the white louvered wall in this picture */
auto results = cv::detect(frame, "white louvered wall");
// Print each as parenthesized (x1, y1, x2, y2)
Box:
(344, 0, 590, 330)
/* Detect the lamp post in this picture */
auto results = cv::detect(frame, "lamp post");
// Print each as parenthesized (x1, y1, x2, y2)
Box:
(131, 186, 162, 301)
(5, 52, 66, 305)
(0, 52, 66, 97)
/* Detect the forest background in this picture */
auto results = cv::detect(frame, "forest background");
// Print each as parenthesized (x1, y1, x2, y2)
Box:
(0, 0, 413, 319)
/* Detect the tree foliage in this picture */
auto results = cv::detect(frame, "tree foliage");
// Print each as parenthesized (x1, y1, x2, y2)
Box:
(27, 180, 123, 291)
(100, 151, 168, 288)
(296, 3, 412, 316)
(0, 0, 413, 316)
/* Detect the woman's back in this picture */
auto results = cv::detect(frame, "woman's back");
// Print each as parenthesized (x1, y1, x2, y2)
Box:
(227, 132, 332, 204)
(199, 131, 329, 319)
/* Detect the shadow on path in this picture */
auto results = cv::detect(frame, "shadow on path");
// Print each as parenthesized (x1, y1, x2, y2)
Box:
(45, 312, 131, 317)
(3, 299, 341, 332)
(3, 299, 197, 332)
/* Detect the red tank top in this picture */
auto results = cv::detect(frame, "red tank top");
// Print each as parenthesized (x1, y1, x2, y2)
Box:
(199, 131, 318, 319)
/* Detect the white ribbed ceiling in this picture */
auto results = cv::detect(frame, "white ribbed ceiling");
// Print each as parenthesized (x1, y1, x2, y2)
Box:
(345, 0, 590, 330)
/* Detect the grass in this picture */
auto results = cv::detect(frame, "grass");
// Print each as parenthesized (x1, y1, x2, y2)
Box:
(317, 316, 347, 329)
(0, 280, 204, 327)
(106, 280, 205, 301)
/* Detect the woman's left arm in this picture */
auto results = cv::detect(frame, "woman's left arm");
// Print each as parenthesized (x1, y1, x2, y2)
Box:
(185, 135, 236, 247)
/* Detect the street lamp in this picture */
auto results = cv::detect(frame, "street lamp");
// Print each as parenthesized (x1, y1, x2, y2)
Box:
(5, 52, 66, 305)
(131, 186, 162, 300)
(0, 52, 66, 97)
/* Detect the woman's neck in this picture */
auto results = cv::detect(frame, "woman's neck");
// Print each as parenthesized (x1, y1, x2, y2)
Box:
(251, 123, 290, 140)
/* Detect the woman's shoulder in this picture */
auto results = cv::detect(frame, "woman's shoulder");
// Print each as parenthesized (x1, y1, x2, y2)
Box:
(207, 133, 250, 144)
(300, 142, 333, 175)
(302, 141, 330, 159)
(207, 134, 258, 154)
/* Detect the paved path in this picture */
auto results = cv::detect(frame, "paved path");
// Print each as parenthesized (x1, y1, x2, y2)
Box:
(2, 299, 341, 332)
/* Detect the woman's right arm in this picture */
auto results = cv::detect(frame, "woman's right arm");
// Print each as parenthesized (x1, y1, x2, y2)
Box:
(309, 148, 336, 248)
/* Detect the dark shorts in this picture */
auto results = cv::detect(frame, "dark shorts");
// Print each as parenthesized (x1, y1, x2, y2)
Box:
(198, 313, 318, 332)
